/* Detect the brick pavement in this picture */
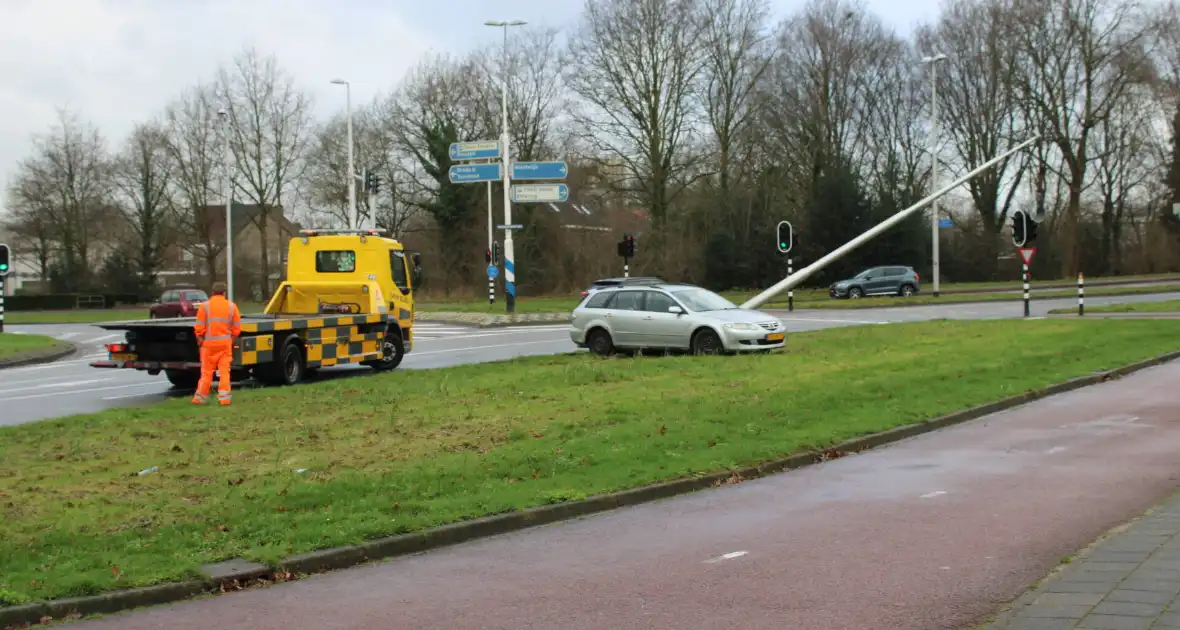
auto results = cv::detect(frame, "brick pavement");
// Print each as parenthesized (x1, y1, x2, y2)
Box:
(986, 490, 1180, 630)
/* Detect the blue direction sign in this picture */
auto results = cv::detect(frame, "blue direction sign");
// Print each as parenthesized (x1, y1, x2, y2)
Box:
(448, 163, 502, 184)
(512, 161, 568, 180)
(487, 264, 499, 279)
(449, 140, 501, 161)
(939, 218, 953, 229)
(511, 184, 569, 203)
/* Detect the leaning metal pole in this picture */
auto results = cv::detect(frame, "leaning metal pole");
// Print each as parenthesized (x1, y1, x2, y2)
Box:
(741, 135, 1042, 310)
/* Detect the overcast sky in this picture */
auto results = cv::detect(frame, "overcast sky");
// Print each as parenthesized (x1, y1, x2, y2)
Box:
(0, 0, 940, 216)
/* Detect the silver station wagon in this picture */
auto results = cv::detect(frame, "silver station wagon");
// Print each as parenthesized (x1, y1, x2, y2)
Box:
(569, 283, 787, 356)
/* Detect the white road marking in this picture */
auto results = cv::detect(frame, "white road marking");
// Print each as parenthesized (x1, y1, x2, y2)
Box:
(704, 550, 748, 563)
(55, 332, 81, 339)
(0, 381, 163, 402)
(778, 317, 889, 325)
(102, 390, 168, 401)
(1046, 446, 1067, 455)
(920, 490, 948, 499)
(407, 339, 573, 357)
(0, 378, 114, 395)
(87, 334, 121, 342)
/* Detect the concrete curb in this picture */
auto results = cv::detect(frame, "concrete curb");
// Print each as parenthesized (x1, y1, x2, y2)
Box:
(4, 348, 1180, 629)
(416, 312, 572, 328)
(0, 342, 78, 370)
(1047, 311, 1180, 319)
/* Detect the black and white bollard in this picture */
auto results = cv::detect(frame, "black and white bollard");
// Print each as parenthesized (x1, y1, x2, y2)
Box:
(1023, 263, 1030, 318)
(1078, 273, 1084, 316)
(787, 257, 794, 312)
(0, 275, 6, 333)
(488, 276, 495, 305)
(624, 260, 630, 279)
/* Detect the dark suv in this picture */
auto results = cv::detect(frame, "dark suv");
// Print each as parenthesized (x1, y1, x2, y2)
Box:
(829, 266, 921, 299)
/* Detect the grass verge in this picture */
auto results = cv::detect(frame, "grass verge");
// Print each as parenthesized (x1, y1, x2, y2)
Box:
(3, 318, 1180, 604)
(0, 333, 69, 362)
(799, 283, 1180, 310)
(1048, 299, 1180, 315)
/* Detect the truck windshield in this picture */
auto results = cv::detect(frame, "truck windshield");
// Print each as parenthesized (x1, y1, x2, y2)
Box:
(316, 250, 356, 273)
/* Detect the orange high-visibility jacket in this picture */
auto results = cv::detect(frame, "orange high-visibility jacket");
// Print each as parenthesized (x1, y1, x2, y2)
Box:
(194, 295, 242, 344)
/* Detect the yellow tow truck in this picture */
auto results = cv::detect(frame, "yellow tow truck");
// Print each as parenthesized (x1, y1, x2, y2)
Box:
(90, 228, 423, 387)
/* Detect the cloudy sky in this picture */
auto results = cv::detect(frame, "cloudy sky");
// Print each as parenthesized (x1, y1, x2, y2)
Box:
(0, 0, 939, 216)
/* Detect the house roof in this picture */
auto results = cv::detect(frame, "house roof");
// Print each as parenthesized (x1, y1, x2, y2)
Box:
(197, 203, 298, 239)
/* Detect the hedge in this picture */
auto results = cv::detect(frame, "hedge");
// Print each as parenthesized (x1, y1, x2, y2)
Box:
(4, 293, 146, 311)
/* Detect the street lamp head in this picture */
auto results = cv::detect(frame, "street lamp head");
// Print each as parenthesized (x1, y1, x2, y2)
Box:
(330, 78, 348, 85)
(922, 53, 948, 63)
(485, 19, 527, 26)
(217, 107, 227, 118)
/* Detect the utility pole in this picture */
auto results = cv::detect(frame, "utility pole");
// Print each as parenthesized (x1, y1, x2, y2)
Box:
(923, 53, 947, 298)
(485, 19, 526, 313)
(330, 78, 355, 228)
(218, 107, 234, 302)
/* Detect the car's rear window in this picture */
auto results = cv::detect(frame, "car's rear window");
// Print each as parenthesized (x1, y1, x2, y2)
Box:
(584, 291, 614, 309)
(182, 291, 208, 301)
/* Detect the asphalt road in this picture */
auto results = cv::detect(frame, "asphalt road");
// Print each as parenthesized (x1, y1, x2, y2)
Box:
(4, 290, 1180, 427)
(64, 342, 1180, 630)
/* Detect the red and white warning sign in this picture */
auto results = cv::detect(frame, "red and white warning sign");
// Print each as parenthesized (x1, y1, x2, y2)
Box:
(1018, 247, 1036, 265)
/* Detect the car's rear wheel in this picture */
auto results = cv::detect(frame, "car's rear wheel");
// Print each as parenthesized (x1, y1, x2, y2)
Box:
(692, 328, 724, 356)
(900, 284, 915, 297)
(587, 328, 614, 357)
(848, 287, 863, 299)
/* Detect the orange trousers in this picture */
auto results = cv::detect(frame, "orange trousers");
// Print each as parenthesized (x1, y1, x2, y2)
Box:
(193, 341, 233, 405)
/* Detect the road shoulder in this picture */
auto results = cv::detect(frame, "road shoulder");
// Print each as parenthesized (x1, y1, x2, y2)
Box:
(984, 490, 1180, 629)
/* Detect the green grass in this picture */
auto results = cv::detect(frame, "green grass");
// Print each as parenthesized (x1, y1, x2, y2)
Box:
(1, 318, 1179, 603)
(1048, 299, 1180, 315)
(801, 283, 1180, 310)
(0, 333, 67, 361)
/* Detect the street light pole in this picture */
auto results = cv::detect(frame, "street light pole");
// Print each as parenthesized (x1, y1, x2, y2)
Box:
(923, 53, 947, 298)
(331, 78, 355, 229)
(218, 107, 234, 302)
(485, 18, 526, 313)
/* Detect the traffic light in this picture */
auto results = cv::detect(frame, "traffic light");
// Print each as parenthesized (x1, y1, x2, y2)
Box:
(1025, 216, 1038, 244)
(617, 234, 636, 258)
(0, 242, 9, 277)
(485, 249, 492, 264)
(776, 221, 792, 253)
(370, 174, 381, 195)
(1010, 211, 1028, 247)
(492, 242, 501, 265)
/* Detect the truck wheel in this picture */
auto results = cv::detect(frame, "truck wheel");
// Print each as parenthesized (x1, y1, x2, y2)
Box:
(368, 330, 404, 371)
(165, 369, 199, 389)
(255, 339, 305, 386)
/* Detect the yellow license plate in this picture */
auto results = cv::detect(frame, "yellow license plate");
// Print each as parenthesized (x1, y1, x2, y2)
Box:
(765, 333, 785, 342)
(111, 353, 136, 361)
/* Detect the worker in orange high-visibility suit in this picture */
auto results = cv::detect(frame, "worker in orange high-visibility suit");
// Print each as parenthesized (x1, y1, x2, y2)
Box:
(192, 282, 241, 406)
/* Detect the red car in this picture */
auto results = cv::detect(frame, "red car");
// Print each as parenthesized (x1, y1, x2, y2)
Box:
(149, 288, 208, 319)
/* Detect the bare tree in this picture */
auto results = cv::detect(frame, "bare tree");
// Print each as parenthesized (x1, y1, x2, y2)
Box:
(1006, 0, 1156, 275)
(1092, 85, 1157, 273)
(473, 26, 568, 161)
(917, 0, 1027, 239)
(219, 47, 314, 296)
(111, 122, 176, 289)
(7, 108, 112, 289)
(0, 204, 53, 282)
(700, 0, 776, 194)
(565, 0, 708, 242)
(163, 81, 225, 283)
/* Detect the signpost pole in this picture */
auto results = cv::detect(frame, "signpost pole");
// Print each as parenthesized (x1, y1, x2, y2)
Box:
(1023, 262, 1030, 318)
(624, 255, 630, 278)
(1078, 273, 1084, 316)
(787, 257, 794, 312)
(0, 275, 5, 333)
(487, 180, 494, 305)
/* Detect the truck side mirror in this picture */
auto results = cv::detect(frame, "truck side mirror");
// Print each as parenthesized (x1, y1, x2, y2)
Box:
(411, 252, 421, 267)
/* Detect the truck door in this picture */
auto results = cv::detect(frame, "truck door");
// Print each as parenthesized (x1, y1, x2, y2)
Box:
(389, 251, 411, 296)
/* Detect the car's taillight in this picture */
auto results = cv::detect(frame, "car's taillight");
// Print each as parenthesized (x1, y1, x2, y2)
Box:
(105, 343, 128, 353)
(915, 274, 920, 281)
(580, 291, 589, 297)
